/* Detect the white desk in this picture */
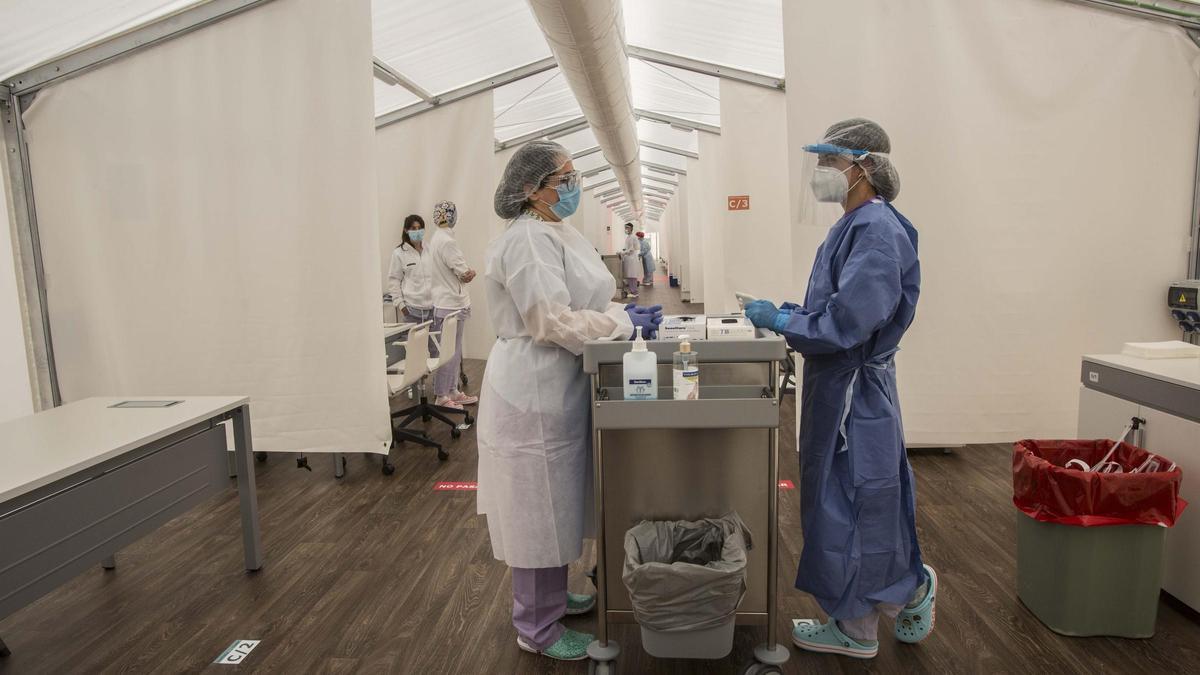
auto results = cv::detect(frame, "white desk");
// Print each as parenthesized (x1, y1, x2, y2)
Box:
(0, 397, 262, 658)
(1079, 355, 1200, 612)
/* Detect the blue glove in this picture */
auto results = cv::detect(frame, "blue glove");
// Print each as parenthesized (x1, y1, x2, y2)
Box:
(627, 305, 663, 339)
(626, 303, 664, 316)
(781, 301, 802, 312)
(745, 300, 783, 331)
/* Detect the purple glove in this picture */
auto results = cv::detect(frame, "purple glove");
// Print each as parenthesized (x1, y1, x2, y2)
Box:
(626, 305, 663, 339)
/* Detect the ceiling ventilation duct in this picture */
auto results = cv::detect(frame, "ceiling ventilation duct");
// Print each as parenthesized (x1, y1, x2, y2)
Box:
(527, 0, 644, 216)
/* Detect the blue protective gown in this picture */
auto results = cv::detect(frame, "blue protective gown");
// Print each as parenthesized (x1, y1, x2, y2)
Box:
(778, 198, 924, 620)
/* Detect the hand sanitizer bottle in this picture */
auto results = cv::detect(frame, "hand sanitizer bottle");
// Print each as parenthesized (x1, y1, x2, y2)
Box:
(623, 326, 658, 400)
(673, 335, 700, 400)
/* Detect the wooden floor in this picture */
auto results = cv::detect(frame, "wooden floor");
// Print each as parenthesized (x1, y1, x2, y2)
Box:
(2, 279, 1198, 674)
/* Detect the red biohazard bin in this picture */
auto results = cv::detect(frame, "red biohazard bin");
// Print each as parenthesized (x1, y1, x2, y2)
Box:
(1012, 439, 1188, 638)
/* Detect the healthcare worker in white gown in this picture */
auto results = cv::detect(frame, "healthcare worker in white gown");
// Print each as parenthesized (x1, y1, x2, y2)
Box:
(478, 140, 663, 662)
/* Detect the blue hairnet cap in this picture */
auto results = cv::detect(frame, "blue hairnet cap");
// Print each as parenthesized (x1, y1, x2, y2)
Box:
(808, 118, 900, 201)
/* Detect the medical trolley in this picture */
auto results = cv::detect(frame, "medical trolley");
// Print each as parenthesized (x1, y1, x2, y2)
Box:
(582, 335, 791, 675)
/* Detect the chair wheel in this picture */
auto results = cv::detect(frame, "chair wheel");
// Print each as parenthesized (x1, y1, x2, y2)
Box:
(381, 461, 395, 475)
(464, 414, 475, 425)
(451, 427, 462, 439)
(422, 414, 432, 422)
(437, 448, 449, 461)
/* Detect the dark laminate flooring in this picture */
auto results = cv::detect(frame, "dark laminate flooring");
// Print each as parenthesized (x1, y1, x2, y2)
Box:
(2, 279, 1198, 674)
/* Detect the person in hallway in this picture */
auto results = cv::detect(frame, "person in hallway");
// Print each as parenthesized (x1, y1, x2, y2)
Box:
(744, 119, 937, 660)
(385, 214, 433, 325)
(637, 231, 654, 286)
(621, 222, 641, 298)
(426, 200, 478, 410)
(478, 140, 662, 662)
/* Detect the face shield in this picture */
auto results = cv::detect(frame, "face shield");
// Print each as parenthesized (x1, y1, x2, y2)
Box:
(795, 143, 872, 227)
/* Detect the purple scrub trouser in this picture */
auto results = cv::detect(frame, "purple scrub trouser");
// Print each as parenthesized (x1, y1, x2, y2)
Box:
(625, 278, 639, 295)
(512, 565, 567, 650)
(431, 306, 469, 397)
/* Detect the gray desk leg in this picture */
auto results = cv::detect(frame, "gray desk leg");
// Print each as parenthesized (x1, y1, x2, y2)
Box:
(231, 405, 264, 571)
(334, 453, 345, 479)
(101, 555, 116, 570)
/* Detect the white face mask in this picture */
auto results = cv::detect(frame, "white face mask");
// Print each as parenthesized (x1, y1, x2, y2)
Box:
(810, 166, 849, 203)
(810, 162, 868, 204)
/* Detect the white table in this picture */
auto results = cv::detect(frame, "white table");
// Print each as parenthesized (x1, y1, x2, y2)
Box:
(1079, 354, 1200, 612)
(0, 396, 262, 658)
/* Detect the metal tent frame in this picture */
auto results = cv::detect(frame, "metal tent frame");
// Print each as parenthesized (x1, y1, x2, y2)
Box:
(2, 0, 1199, 409)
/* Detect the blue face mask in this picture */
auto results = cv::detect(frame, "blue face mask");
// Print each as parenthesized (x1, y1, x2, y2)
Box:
(549, 182, 581, 219)
(408, 229, 424, 243)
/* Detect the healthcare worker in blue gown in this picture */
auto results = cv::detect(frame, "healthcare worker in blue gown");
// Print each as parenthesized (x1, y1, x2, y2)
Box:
(745, 119, 937, 660)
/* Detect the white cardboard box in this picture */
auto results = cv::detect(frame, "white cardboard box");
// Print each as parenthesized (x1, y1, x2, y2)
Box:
(661, 315, 707, 340)
(706, 314, 756, 340)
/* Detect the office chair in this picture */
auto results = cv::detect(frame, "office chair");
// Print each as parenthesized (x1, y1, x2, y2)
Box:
(387, 321, 449, 461)
(390, 312, 472, 461)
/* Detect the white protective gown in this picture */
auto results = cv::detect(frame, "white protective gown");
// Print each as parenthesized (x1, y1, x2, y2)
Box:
(477, 213, 634, 569)
(621, 233, 642, 279)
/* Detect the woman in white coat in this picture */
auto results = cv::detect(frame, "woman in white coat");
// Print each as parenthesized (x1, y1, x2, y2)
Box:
(385, 214, 433, 324)
(478, 141, 662, 662)
(620, 221, 641, 298)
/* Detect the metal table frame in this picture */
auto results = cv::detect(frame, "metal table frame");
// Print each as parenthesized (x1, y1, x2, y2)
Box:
(0, 401, 262, 658)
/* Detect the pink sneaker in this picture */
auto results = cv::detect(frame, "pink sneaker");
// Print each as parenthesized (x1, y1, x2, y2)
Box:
(450, 391, 479, 406)
(434, 396, 465, 411)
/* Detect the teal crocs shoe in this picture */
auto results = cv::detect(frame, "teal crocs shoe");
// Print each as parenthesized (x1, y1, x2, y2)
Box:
(565, 592, 595, 616)
(517, 628, 593, 661)
(895, 564, 938, 644)
(791, 619, 878, 659)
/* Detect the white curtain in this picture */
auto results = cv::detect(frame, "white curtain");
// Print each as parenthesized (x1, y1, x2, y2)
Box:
(784, 0, 1200, 444)
(706, 80, 791, 316)
(22, 0, 391, 454)
(376, 91, 497, 360)
(0, 155, 34, 424)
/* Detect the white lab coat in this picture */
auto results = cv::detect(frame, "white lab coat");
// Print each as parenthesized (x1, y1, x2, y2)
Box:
(477, 213, 634, 568)
(621, 233, 641, 278)
(386, 242, 433, 310)
(426, 226, 472, 310)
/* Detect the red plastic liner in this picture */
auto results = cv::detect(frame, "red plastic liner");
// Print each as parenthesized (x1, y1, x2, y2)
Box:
(1012, 439, 1188, 527)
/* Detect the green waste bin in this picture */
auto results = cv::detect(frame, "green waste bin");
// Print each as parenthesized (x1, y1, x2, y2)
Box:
(1016, 513, 1165, 638)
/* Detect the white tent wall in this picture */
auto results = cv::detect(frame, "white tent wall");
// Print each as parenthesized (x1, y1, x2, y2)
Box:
(675, 176, 693, 299)
(20, 0, 391, 455)
(783, 0, 1200, 445)
(706, 80, 791, 315)
(375, 91, 496, 360)
(581, 193, 607, 250)
(0, 154, 33, 424)
(688, 135, 724, 305)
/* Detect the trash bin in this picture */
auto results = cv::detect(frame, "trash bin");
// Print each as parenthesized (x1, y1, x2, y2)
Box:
(622, 512, 752, 659)
(1012, 439, 1188, 637)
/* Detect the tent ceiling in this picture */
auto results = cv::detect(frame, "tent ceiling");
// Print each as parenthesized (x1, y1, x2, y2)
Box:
(629, 59, 720, 127)
(624, 0, 785, 77)
(372, 0, 550, 98)
(0, 0, 207, 81)
(492, 67, 583, 142)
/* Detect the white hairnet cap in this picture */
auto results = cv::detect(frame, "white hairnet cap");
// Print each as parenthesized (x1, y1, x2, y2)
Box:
(494, 140, 571, 219)
(807, 118, 900, 201)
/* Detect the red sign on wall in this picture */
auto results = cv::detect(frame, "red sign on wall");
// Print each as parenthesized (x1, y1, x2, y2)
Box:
(728, 195, 750, 210)
(434, 481, 478, 491)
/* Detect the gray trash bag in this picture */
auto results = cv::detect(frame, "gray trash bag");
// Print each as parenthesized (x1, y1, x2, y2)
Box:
(621, 512, 753, 632)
